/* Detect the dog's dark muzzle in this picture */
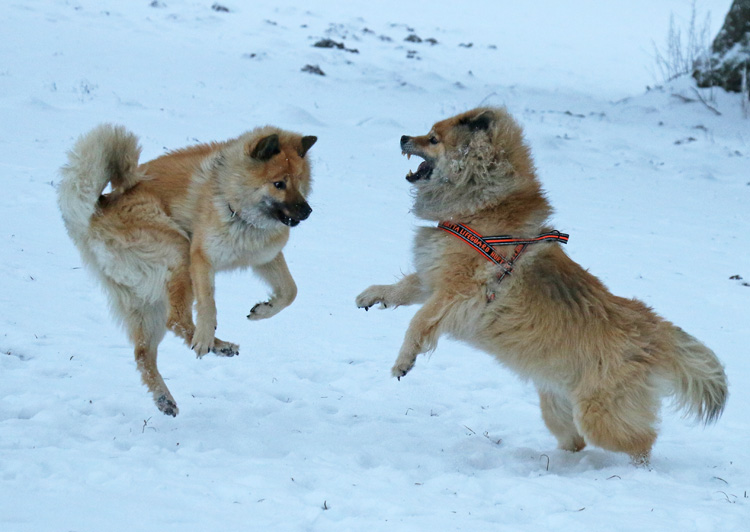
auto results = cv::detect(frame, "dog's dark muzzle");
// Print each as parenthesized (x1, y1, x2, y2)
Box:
(276, 202, 312, 227)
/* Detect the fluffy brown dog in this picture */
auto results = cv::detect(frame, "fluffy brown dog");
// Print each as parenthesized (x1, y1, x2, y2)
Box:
(59, 124, 316, 416)
(356, 106, 727, 463)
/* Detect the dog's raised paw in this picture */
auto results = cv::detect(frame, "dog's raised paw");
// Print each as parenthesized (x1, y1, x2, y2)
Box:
(212, 340, 239, 357)
(191, 342, 212, 359)
(247, 301, 279, 321)
(157, 395, 179, 417)
(191, 326, 215, 358)
(355, 286, 387, 310)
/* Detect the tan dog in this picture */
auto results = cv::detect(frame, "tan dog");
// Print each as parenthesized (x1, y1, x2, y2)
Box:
(59, 124, 316, 416)
(356, 107, 727, 464)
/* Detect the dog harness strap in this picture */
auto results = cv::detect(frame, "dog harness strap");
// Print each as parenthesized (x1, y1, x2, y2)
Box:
(483, 230, 569, 246)
(438, 221, 513, 269)
(437, 221, 568, 276)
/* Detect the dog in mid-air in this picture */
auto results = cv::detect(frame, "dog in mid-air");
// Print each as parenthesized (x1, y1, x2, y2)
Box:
(59, 124, 316, 416)
(355, 106, 727, 464)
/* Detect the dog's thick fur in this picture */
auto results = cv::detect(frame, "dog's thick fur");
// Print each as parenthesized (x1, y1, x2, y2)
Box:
(356, 107, 727, 463)
(59, 124, 316, 416)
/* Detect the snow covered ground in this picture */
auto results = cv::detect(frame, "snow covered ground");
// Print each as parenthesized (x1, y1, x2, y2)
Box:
(1, 1, 748, 530)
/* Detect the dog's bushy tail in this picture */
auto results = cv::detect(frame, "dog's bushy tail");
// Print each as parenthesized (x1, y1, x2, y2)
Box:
(58, 124, 143, 238)
(665, 326, 728, 424)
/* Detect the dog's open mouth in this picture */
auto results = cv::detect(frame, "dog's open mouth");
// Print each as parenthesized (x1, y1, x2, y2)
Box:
(405, 158, 434, 183)
(276, 210, 301, 227)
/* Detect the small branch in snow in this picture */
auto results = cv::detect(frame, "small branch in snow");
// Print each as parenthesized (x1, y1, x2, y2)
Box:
(690, 88, 722, 116)
(670, 90, 721, 116)
(671, 93, 696, 104)
(716, 491, 736, 503)
(483, 431, 501, 445)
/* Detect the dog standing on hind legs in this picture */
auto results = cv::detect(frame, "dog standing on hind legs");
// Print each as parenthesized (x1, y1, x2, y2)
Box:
(58, 124, 316, 416)
(356, 106, 728, 464)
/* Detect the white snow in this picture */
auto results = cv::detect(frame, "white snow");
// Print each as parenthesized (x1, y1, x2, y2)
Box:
(1, 1, 749, 530)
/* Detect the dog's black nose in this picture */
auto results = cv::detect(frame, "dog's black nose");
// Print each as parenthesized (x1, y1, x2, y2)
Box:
(295, 202, 312, 221)
(400, 135, 410, 147)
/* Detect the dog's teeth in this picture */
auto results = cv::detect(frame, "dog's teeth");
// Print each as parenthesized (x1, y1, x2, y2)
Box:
(407, 154, 411, 160)
(407, 170, 414, 177)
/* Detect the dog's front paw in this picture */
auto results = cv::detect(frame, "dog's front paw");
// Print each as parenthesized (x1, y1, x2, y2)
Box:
(356, 285, 391, 311)
(247, 301, 282, 321)
(212, 338, 239, 357)
(191, 326, 215, 358)
(391, 356, 416, 380)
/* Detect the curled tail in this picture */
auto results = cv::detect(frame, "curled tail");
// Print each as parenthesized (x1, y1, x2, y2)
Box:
(58, 124, 143, 238)
(666, 327, 728, 424)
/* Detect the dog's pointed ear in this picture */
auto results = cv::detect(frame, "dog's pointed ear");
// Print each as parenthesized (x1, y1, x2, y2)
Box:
(461, 111, 493, 133)
(249, 134, 281, 161)
(298, 135, 317, 158)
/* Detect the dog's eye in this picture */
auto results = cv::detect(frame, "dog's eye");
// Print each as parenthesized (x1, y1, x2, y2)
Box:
(429, 136, 439, 145)
(273, 181, 286, 190)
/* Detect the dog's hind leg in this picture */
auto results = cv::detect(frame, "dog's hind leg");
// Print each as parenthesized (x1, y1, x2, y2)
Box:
(538, 389, 586, 452)
(166, 261, 195, 343)
(574, 380, 658, 465)
(127, 300, 179, 416)
(167, 260, 238, 357)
